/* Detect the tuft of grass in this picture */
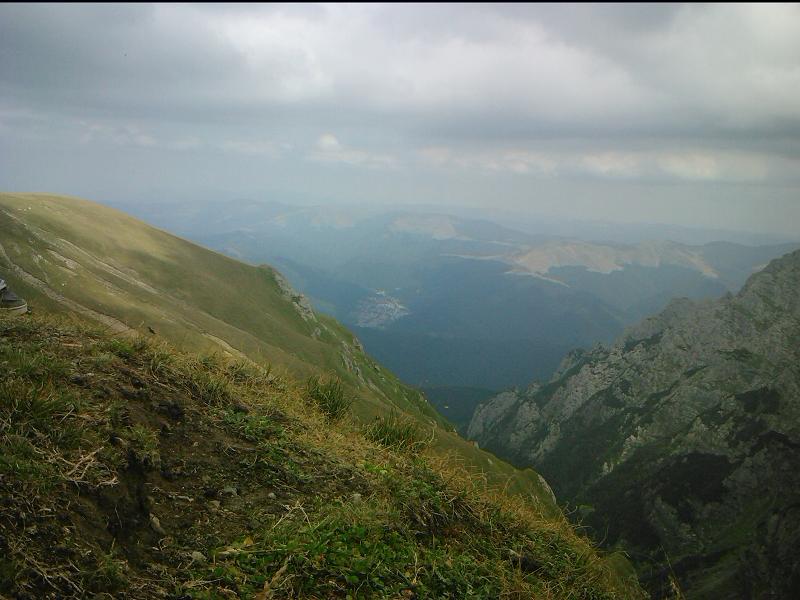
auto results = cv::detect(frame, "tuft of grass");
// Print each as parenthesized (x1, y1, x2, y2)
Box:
(388, 460, 476, 534)
(305, 375, 352, 421)
(0, 379, 64, 434)
(225, 358, 277, 390)
(83, 549, 130, 594)
(225, 358, 259, 384)
(365, 411, 428, 455)
(0, 433, 58, 487)
(125, 424, 161, 469)
(105, 338, 136, 359)
(1, 346, 70, 380)
(144, 344, 175, 378)
(220, 409, 284, 443)
(183, 363, 231, 405)
(197, 353, 221, 371)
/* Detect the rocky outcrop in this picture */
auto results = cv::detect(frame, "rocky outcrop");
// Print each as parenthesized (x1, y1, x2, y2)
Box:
(468, 249, 800, 599)
(271, 269, 317, 322)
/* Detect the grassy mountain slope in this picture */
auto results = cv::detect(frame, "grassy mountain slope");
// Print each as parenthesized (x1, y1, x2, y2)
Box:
(0, 311, 643, 598)
(0, 192, 545, 503)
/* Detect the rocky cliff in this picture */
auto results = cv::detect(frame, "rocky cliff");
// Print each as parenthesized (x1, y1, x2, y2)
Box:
(468, 249, 800, 598)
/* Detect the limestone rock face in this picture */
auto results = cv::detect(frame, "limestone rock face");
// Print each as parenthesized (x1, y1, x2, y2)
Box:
(271, 270, 317, 322)
(468, 249, 800, 599)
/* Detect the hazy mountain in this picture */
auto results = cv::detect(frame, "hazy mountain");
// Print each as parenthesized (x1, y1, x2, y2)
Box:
(120, 199, 797, 396)
(0, 192, 554, 500)
(468, 249, 800, 598)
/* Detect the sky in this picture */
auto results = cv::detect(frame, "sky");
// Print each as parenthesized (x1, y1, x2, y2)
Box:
(1, 3, 800, 235)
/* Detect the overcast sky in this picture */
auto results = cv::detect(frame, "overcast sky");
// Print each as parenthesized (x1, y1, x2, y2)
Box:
(1, 3, 799, 235)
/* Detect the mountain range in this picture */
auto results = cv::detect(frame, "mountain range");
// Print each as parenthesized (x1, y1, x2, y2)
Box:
(119, 199, 797, 397)
(468, 248, 800, 598)
(4, 192, 798, 598)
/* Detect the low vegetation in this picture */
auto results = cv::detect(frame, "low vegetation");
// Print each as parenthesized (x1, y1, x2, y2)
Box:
(305, 375, 353, 421)
(365, 411, 427, 455)
(0, 312, 643, 598)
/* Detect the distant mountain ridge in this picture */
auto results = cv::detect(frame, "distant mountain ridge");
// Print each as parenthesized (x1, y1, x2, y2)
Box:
(116, 198, 798, 396)
(509, 240, 719, 277)
(468, 249, 800, 598)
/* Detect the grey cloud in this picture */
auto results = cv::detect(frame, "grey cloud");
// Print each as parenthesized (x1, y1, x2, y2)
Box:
(1, 3, 797, 139)
(0, 3, 798, 235)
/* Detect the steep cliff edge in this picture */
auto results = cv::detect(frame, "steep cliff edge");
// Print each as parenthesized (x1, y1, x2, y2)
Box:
(469, 250, 800, 598)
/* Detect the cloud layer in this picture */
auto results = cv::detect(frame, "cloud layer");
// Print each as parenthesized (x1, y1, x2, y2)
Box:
(1, 3, 799, 233)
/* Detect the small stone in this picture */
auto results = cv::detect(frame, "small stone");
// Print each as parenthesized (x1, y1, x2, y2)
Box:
(190, 551, 207, 564)
(232, 400, 250, 414)
(69, 373, 89, 386)
(149, 513, 166, 535)
(109, 434, 129, 449)
(221, 486, 238, 497)
(352, 493, 362, 503)
(120, 386, 140, 400)
(208, 500, 221, 510)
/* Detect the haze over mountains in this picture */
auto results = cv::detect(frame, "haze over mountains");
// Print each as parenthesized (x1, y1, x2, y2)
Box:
(122, 198, 798, 399)
(4, 191, 799, 600)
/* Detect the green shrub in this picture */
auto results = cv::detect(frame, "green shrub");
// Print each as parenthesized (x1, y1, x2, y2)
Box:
(305, 375, 352, 421)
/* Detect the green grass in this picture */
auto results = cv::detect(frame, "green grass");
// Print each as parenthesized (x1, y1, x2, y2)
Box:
(305, 374, 353, 421)
(365, 411, 427, 454)
(0, 312, 644, 599)
(125, 424, 161, 469)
